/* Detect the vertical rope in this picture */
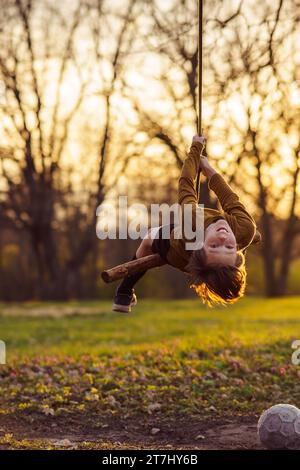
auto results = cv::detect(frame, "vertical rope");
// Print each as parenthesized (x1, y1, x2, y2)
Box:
(196, 0, 203, 202)
(197, 0, 203, 135)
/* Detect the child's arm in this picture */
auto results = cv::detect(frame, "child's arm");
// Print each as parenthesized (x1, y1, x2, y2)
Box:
(178, 137, 206, 232)
(209, 172, 255, 222)
(200, 156, 257, 247)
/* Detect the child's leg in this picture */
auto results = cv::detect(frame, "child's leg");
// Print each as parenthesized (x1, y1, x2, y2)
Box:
(115, 228, 158, 296)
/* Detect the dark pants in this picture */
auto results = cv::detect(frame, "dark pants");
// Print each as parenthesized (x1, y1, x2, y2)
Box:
(116, 224, 175, 296)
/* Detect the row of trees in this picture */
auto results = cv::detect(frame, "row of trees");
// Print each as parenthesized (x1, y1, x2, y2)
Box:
(0, 0, 299, 300)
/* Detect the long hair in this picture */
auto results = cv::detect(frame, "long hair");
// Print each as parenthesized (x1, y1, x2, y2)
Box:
(186, 248, 246, 307)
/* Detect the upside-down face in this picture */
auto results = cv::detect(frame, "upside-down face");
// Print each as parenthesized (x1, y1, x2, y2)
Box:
(203, 219, 237, 266)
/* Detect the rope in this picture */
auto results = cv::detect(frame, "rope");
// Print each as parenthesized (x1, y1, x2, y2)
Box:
(198, 0, 203, 135)
(196, 0, 203, 203)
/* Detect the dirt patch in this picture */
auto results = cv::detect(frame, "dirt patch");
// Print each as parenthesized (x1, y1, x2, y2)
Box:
(0, 305, 102, 318)
(0, 413, 262, 449)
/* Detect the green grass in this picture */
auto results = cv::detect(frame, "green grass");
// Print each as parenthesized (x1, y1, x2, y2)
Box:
(0, 296, 299, 357)
(1, 296, 300, 449)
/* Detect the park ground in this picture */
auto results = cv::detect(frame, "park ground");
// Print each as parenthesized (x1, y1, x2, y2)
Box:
(0, 297, 300, 450)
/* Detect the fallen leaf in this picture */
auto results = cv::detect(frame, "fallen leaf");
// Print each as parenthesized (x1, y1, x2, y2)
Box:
(150, 427, 160, 435)
(208, 405, 217, 412)
(42, 406, 55, 416)
(147, 403, 162, 414)
(53, 439, 77, 449)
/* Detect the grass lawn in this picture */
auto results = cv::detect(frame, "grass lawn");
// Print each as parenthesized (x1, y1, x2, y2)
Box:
(0, 296, 300, 449)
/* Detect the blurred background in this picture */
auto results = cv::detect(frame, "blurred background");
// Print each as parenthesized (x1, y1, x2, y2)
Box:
(0, 0, 299, 301)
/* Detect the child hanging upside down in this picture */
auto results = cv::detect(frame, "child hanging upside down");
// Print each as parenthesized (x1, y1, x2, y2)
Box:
(112, 135, 261, 312)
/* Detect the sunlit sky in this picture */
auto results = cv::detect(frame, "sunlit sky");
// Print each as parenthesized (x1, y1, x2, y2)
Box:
(0, 0, 299, 217)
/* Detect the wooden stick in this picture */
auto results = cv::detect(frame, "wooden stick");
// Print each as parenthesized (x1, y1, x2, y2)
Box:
(101, 254, 166, 284)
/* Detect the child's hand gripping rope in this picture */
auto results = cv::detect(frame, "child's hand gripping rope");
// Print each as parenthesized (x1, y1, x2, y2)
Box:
(192, 134, 206, 145)
(192, 134, 217, 180)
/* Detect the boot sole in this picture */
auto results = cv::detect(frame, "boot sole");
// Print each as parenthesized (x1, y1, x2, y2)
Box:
(112, 303, 131, 313)
(112, 295, 137, 313)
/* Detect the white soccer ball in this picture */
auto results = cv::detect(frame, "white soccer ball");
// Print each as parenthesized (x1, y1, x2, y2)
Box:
(258, 404, 300, 450)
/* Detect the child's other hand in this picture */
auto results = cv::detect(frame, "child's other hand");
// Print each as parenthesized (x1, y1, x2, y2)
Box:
(200, 154, 217, 179)
(192, 134, 206, 145)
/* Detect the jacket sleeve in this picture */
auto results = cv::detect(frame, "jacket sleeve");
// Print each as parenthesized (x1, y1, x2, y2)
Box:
(208, 173, 257, 249)
(178, 141, 205, 238)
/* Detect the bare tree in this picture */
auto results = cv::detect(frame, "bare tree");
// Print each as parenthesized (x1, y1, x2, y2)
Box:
(1, 0, 299, 299)
(60, 0, 145, 295)
(118, 0, 244, 208)
(117, 0, 300, 296)
(206, 0, 300, 295)
(0, 0, 90, 296)
(0, 0, 142, 298)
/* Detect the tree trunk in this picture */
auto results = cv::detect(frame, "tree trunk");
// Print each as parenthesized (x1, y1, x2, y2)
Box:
(260, 212, 278, 297)
(276, 215, 297, 296)
(30, 222, 63, 299)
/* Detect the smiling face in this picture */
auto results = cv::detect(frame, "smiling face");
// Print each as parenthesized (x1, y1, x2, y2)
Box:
(203, 219, 237, 266)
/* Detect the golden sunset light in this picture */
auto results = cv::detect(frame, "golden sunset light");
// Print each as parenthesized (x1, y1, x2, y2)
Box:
(0, 1, 300, 453)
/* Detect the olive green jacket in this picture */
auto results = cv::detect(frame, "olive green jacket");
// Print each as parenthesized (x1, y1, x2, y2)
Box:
(167, 141, 257, 271)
